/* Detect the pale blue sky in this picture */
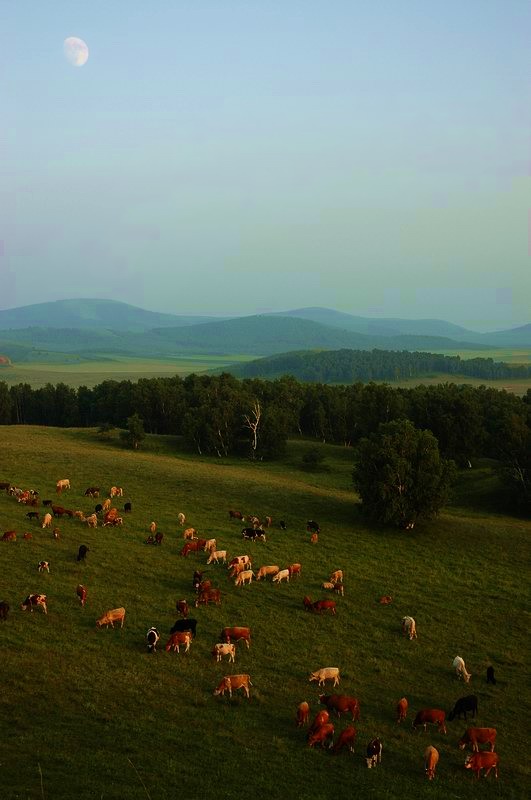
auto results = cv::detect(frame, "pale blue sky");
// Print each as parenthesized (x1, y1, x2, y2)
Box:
(1, 0, 529, 329)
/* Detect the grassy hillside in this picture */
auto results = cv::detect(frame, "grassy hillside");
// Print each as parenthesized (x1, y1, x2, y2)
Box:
(0, 428, 528, 800)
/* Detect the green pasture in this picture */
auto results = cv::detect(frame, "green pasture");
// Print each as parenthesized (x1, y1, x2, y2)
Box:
(428, 347, 530, 364)
(0, 428, 529, 800)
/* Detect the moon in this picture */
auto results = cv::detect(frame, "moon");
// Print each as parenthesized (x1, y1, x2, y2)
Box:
(63, 37, 89, 67)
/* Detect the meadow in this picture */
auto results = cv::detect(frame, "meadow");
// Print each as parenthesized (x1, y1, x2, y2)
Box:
(0, 427, 529, 800)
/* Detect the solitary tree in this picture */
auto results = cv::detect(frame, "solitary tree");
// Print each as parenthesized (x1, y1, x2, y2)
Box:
(352, 419, 455, 528)
(120, 413, 146, 450)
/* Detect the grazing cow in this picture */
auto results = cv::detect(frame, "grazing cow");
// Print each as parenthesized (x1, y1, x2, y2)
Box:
(76, 585, 87, 606)
(84, 487, 100, 498)
(102, 499, 111, 512)
(146, 627, 160, 653)
(424, 746, 439, 780)
(310, 533, 318, 544)
(73, 511, 85, 520)
(412, 709, 447, 734)
(272, 569, 290, 584)
(109, 486, 123, 498)
(41, 512, 52, 529)
(23, 532, 32, 540)
(207, 549, 226, 565)
(228, 563, 246, 580)
(26, 511, 39, 521)
(38, 561, 50, 573)
(453, 656, 472, 683)
(402, 616, 417, 640)
(192, 570, 205, 588)
(396, 697, 408, 723)
(123, 502, 132, 513)
(95, 504, 103, 514)
(228, 510, 244, 520)
(308, 710, 330, 737)
(170, 618, 197, 638)
(195, 579, 212, 595)
(204, 538, 217, 552)
(332, 726, 357, 755)
(306, 520, 320, 533)
(0, 600, 9, 620)
(77, 545, 89, 562)
(303, 596, 336, 615)
(308, 723, 335, 749)
(52, 505, 72, 518)
(183, 527, 197, 541)
(228, 555, 251, 570)
(458, 728, 497, 752)
(103, 508, 119, 525)
(486, 666, 496, 685)
(52, 528, 60, 540)
(42, 499, 53, 507)
(165, 631, 192, 653)
(212, 643, 236, 663)
(85, 514, 98, 528)
(279, 520, 287, 530)
(256, 565, 280, 581)
(329, 570, 343, 584)
(145, 536, 155, 545)
(235, 569, 254, 587)
(221, 626, 251, 648)
(195, 588, 222, 606)
(96, 607, 126, 628)
(241, 528, 266, 542)
(177, 512, 186, 526)
(319, 694, 360, 721)
(175, 600, 189, 618)
(309, 667, 341, 688)
(448, 695, 478, 722)
(56, 479, 70, 494)
(154, 532, 163, 545)
(464, 752, 499, 779)
(288, 563, 302, 579)
(379, 595, 393, 604)
(2, 531, 16, 542)
(213, 674, 252, 699)
(181, 541, 203, 557)
(366, 738, 383, 768)
(21, 594, 47, 614)
(296, 701, 310, 727)
(0, 481, 10, 490)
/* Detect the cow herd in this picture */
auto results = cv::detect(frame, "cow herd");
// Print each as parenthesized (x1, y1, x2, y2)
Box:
(1, 478, 503, 785)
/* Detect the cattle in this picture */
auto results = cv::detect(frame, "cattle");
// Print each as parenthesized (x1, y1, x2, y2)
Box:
(228, 510, 244, 520)
(212, 643, 236, 663)
(296, 701, 310, 727)
(221, 626, 251, 648)
(95, 504, 103, 514)
(145, 535, 155, 545)
(85, 514, 98, 528)
(76, 585, 87, 606)
(103, 508, 119, 525)
(170, 618, 198, 638)
(52, 528, 60, 540)
(308, 723, 335, 749)
(23, 532, 32, 540)
(183, 527, 197, 541)
(165, 631, 192, 653)
(96, 607, 126, 628)
(84, 487, 100, 498)
(77, 545, 89, 562)
(26, 511, 39, 521)
(256, 565, 280, 581)
(464, 752, 499, 779)
(263, 516, 272, 528)
(195, 588, 222, 606)
(177, 512, 186, 526)
(175, 600, 189, 618)
(332, 726, 357, 755)
(109, 486, 123, 498)
(272, 569, 290, 584)
(449, 695, 478, 722)
(42, 500, 53, 507)
(309, 667, 341, 688)
(424, 746, 439, 780)
(486, 665, 496, 685)
(102, 499, 111, 512)
(195, 579, 212, 595)
(319, 694, 360, 721)
(458, 727, 497, 752)
(73, 511, 85, 520)
(123, 502, 132, 513)
(247, 516, 260, 528)
(396, 697, 408, 723)
(279, 520, 287, 530)
(306, 520, 320, 533)
(303, 596, 336, 615)
(204, 538, 217, 553)
(241, 528, 266, 542)
(56, 479, 70, 494)
(228, 563, 246, 580)
(206, 550, 226, 565)
(0, 600, 9, 620)
(366, 738, 383, 768)
(329, 570, 343, 584)
(149, 521, 157, 534)
(154, 532, 163, 545)
(213, 674, 252, 699)
(181, 541, 202, 557)
(2, 531, 16, 542)
(192, 570, 205, 588)
(0, 481, 10, 491)
(379, 595, 393, 604)
(308, 710, 330, 737)
(235, 570, 254, 587)
(288, 563, 302, 579)
(453, 656, 472, 683)
(38, 561, 50, 573)
(228, 555, 251, 568)
(39, 512, 51, 527)
(310, 533, 318, 544)
(412, 709, 447, 734)
(21, 594, 47, 614)
(146, 627, 160, 653)
(402, 616, 417, 639)
(52, 505, 73, 518)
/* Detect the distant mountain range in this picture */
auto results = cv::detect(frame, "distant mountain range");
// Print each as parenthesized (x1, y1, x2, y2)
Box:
(0, 299, 529, 363)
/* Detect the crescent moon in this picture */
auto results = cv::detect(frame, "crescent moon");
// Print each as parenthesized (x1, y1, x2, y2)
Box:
(63, 37, 89, 67)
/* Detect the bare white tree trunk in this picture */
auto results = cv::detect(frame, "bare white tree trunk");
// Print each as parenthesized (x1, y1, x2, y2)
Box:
(243, 400, 261, 458)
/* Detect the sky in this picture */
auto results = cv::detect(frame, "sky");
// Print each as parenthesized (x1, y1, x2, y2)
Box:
(1, 0, 529, 330)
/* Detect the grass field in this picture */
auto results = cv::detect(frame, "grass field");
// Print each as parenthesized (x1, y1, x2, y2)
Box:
(0, 428, 529, 800)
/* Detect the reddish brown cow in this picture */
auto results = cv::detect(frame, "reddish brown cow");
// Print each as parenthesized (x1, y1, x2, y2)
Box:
(465, 752, 499, 779)
(195, 588, 221, 607)
(221, 626, 251, 648)
(424, 746, 439, 780)
(76, 585, 87, 606)
(181, 541, 203, 557)
(296, 701, 310, 727)
(319, 694, 360, 721)
(412, 709, 447, 734)
(308, 710, 330, 737)
(396, 697, 408, 723)
(303, 596, 336, 615)
(332, 726, 357, 754)
(175, 600, 189, 617)
(308, 723, 334, 749)
(2, 531, 17, 542)
(229, 510, 244, 520)
(458, 728, 497, 753)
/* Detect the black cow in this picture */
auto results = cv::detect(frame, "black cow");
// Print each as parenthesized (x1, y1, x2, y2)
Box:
(306, 520, 320, 533)
(84, 487, 100, 498)
(154, 532, 163, 545)
(366, 738, 382, 768)
(77, 544, 89, 562)
(26, 511, 39, 521)
(192, 570, 204, 589)
(170, 618, 197, 638)
(43, 499, 52, 507)
(448, 695, 478, 721)
(124, 502, 132, 513)
(0, 600, 9, 621)
(146, 627, 160, 654)
(94, 504, 103, 514)
(241, 527, 266, 542)
(278, 520, 287, 530)
(486, 666, 497, 685)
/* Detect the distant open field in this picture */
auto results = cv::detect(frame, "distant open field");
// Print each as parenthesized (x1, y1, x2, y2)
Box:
(428, 347, 530, 365)
(369, 374, 531, 396)
(0, 427, 529, 800)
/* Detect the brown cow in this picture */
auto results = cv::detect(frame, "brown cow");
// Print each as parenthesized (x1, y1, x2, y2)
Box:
(175, 599, 189, 617)
(464, 752, 499, 779)
(221, 626, 251, 648)
(308, 710, 330, 737)
(308, 723, 334, 749)
(296, 701, 310, 727)
(319, 694, 360, 721)
(332, 726, 357, 754)
(2, 531, 17, 542)
(213, 674, 252, 698)
(396, 697, 408, 723)
(195, 588, 222, 607)
(424, 746, 439, 780)
(303, 596, 336, 615)
(458, 728, 497, 753)
(165, 631, 192, 653)
(412, 709, 447, 734)
(96, 607, 125, 628)
(21, 594, 47, 613)
(228, 510, 244, 520)
(183, 527, 197, 540)
(76, 585, 87, 607)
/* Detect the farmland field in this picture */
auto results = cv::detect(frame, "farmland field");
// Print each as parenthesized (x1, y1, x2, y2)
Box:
(0, 428, 529, 800)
